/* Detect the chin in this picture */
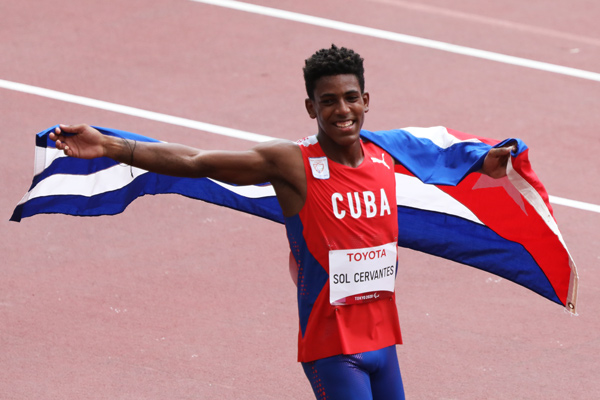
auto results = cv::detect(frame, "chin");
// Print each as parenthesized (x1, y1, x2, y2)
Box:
(318, 123, 362, 146)
(333, 130, 361, 146)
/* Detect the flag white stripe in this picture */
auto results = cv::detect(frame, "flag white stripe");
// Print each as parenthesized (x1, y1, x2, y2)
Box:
(18, 162, 149, 205)
(22, 144, 278, 205)
(209, 179, 276, 198)
(507, 158, 560, 237)
(39, 147, 67, 173)
(403, 126, 480, 148)
(395, 173, 483, 224)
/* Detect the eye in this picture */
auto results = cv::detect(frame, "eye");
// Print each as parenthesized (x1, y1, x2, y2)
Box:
(347, 95, 360, 102)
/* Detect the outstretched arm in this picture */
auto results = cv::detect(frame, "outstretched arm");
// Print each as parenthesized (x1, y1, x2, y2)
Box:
(51, 124, 289, 184)
(50, 124, 306, 215)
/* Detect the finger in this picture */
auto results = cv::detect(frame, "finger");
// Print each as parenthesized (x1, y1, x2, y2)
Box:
(56, 140, 71, 156)
(58, 124, 77, 134)
(49, 127, 59, 141)
(501, 140, 518, 153)
(59, 123, 88, 134)
(55, 139, 71, 154)
(494, 147, 512, 157)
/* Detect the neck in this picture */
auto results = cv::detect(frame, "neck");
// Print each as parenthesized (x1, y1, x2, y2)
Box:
(316, 132, 364, 168)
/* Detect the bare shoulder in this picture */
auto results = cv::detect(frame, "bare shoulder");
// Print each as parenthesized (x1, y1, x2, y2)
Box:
(253, 139, 301, 158)
(252, 139, 306, 216)
(252, 139, 303, 175)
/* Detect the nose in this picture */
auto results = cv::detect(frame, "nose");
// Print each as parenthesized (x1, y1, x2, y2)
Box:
(335, 100, 351, 115)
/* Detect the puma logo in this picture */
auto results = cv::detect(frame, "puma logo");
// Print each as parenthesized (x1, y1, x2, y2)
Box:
(371, 153, 390, 169)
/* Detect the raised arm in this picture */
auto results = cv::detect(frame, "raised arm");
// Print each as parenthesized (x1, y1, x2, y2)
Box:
(480, 143, 517, 179)
(51, 124, 307, 215)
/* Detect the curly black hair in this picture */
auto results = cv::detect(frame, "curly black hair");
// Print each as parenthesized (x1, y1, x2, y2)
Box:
(303, 44, 365, 99)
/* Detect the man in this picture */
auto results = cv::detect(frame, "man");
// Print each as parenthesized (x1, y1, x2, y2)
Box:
(51, 44, 512, 399)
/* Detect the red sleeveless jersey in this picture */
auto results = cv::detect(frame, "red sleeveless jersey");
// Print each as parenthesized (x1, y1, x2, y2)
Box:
(285, 136, 402, 363)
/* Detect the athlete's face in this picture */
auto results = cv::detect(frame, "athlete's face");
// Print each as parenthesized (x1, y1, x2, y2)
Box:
(305, 74, 370, 148)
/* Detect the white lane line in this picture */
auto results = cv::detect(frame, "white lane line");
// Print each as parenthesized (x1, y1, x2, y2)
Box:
(1, 78, 598, 214)
(191, 0, 600, 83)
(0, 79, 274, 143)
(366, 0, 600, 47)
(550, 196, 600, 214)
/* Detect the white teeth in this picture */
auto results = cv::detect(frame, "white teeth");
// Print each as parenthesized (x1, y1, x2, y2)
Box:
(336, 121, 353, 128)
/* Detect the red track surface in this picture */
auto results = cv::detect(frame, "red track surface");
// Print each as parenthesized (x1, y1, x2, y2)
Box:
(2, 1, 599, 399)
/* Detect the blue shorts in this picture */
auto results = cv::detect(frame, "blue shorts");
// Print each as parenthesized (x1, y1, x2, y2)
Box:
(301, 345, 405, 400)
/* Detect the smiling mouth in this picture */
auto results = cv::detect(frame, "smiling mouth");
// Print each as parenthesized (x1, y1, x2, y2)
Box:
(335, 120, 354, 128)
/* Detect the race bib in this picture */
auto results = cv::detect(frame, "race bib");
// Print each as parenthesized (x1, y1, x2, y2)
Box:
(329, 242, 397, 305)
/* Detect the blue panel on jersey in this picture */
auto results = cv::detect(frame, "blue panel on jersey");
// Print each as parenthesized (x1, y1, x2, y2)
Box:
(284, 214, 329, 337)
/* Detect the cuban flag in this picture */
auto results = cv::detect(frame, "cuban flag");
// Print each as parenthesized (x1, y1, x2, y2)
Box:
(11, 125, 578, 314)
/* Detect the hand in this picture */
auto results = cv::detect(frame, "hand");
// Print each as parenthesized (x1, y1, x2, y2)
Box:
(481, 142, 517, 179)
(49, 124, 107, 159)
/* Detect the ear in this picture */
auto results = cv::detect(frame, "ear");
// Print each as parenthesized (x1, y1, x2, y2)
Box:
(362, 91, 370, 113)
(305, 98, 317, 119)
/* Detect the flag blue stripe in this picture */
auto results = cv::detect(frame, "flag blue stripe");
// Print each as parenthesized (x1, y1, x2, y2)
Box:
(361, 129, 527, 185)
(361, 129, 487, 184)
(30, 157, 120, 189)
(13, 171, 284, 223)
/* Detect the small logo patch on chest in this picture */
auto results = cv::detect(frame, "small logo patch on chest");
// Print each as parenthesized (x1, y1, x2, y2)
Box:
(309, 157, 330, 179)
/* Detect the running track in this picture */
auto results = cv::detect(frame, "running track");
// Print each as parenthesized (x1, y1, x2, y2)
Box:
(1, 1, 599, 399)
